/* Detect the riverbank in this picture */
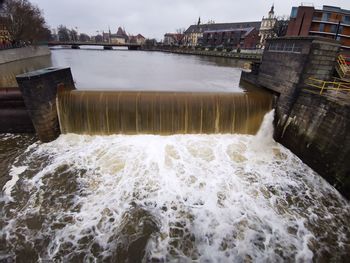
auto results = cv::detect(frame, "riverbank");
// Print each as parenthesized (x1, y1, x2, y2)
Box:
(0, 46, 50, 65)
(143, 46, 262, 61)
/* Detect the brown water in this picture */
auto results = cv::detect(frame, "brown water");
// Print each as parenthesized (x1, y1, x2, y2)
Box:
(1, 50, 349, 262)
(58, 90, 272, 135)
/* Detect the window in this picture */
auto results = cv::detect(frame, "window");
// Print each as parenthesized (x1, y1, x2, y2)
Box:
(330, 25, 337, 33)
(290, 7, 298, 18)
(322, 13, 331, 21)
(343, 16, 350, 25)
(338, 25, 344, 34)
(319, 23, 325, 32)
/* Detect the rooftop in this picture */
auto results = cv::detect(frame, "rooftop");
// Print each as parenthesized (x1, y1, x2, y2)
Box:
(204, 27, 255, 34)
(185, 21, 261, 34)
(320, 5, 350, 15)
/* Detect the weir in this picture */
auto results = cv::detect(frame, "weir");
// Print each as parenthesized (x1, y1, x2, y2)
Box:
(57, 90, 273, 135)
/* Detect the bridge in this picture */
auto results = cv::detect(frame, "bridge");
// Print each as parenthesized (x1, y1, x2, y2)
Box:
(47, 42, 141, 50)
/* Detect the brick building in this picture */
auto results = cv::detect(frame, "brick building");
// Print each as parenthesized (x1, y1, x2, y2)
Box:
(183, 21, 261, 47)
(286, 5, 350, 50)
(202, 27, 259, 49)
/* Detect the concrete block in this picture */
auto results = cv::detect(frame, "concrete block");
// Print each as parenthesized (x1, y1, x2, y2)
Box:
(16, 67, 75, 142)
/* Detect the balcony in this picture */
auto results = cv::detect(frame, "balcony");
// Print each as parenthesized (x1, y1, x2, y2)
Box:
(312, 17, 350, 27)
(309, 30, 350, 39)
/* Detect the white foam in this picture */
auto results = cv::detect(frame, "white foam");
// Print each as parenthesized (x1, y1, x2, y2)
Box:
(1, 110, 349, 261)
(3, 166, 28, 200)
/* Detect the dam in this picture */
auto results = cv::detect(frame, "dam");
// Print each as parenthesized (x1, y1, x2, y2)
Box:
(57, 90, 272, 135)
(0, 47, 349, 262)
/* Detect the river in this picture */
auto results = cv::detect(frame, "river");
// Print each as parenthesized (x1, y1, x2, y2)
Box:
(0, 48, 349, 262)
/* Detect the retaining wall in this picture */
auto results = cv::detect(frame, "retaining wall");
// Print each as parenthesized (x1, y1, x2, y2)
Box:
(241, 36, 350, 198)
(144, 47, 262, 61)
(0, 46, 50, 64)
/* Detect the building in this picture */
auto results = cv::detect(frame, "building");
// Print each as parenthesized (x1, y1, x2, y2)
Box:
(0, 22, 10, 43)
(163, 33, 184, 45)
(129, 34, 146, 45)
(110, 27, 128, 44)
(286, 5, 350, 50)
(183, 21, 261, 46)
(102, 32, 110, 43)
(0, 5, 10, 44)
(202, 27, 259, 49)
(258, 5, 277, 48)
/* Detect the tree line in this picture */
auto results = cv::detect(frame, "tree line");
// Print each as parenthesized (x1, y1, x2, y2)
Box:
(56, 25, 91, 42)
(1, 0, 50, 45)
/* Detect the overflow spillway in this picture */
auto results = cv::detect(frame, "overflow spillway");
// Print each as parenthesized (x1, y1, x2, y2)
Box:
(57, 90, 273, 135)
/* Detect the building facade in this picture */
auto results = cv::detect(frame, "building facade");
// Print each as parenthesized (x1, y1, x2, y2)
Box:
(110, 27, 128, 44)
(0, 6, 10, 44)
(202, 27, 259, 49)
(163, 33, 184, 45)
(258, 5, 277, 48)
(286, 5, 350, 50)
(129, 34, 146, 45)
(183, 21, 261, 47)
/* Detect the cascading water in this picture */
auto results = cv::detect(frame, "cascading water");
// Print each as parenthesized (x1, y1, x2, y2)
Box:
(57, 90, 273, 135)
(1, 110, 349, 262)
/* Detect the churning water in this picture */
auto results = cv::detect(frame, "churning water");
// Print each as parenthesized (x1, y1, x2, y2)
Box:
(1, 111, 349, 262)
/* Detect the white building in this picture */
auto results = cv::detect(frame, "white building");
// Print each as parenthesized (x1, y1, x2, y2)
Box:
(259, 5, 277, 48)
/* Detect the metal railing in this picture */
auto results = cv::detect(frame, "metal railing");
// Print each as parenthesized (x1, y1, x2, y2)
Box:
(336, 54, 350, 79)
(305, 77, 350, 95)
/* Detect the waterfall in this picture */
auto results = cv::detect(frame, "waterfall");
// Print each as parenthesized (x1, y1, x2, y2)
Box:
(57, 90, 273, 135)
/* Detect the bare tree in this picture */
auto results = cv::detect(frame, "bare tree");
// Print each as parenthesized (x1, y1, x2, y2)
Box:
(273, 16, 290, 37)
(175, 28, 186, 34)
(79, 33, 90, 42)
(2, 0, 50, 44)
(58, 25, 70, 42)
(69, 28, 78, 42)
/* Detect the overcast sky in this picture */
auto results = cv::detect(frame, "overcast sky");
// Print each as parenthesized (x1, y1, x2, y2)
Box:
(29, 0, 350, 40)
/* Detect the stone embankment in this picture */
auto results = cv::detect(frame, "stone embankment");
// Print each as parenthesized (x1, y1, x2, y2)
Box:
(0, 46, 50, 64)
(144, 46, 262, 61)
(241, 36, 350, 198)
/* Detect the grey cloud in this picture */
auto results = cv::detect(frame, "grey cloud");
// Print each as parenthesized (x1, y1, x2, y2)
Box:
(30, 0, 350, 39)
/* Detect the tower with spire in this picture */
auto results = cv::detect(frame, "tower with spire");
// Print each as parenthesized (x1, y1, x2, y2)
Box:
(268, 4, 275, 19)
(258, 4, 277, 48)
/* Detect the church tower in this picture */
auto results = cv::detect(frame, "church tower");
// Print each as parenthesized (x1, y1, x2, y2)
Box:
(258, 5, 277, 48)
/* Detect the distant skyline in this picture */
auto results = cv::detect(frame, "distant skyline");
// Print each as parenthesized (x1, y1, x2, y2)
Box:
(29, 0, 350, 40)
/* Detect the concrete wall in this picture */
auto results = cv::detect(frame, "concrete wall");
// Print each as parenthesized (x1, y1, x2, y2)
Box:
(276, 90, 350, 198)
(241, 36, 350, 198)
(258, 37, 339, 117)
(0, 46, 50, 65)
(16, 68, 75, 142)
(144, 46, 262, 61)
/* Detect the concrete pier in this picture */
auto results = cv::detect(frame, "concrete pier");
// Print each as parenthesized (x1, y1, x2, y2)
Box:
(16, 67, 75, 142)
